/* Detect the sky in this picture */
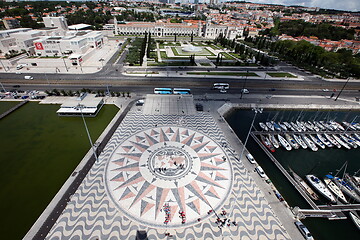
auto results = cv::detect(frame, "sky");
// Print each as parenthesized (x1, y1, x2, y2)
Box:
(244, 0, 360, 12)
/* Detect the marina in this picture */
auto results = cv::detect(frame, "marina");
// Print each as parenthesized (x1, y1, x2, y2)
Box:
(227, 109, 360, 240)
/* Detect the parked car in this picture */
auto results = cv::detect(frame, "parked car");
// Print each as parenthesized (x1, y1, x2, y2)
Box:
(255, 166, 266, 178)
(294, 221, 314, 240)
(246, 153, 256, 164)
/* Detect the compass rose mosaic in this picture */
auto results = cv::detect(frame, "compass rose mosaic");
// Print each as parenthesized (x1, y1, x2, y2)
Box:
(105, 126, 232, 227)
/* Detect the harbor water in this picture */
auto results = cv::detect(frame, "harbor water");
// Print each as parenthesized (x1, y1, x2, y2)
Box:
(226, 109, 360, 240)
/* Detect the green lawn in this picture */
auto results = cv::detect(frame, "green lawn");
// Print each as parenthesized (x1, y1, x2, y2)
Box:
(200, 63, 212, 66)
(0, 102, 118, 239)
(149, 61, 193, 66)
(160, 51, 168, 59)
(0, 101, 19, 114)
(187, 72, 259, 76)
(267, 72, 297, 78)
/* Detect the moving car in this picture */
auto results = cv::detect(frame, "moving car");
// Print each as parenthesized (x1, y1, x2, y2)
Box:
(240, 88, 249, 94)
(24, 76, 34, 80)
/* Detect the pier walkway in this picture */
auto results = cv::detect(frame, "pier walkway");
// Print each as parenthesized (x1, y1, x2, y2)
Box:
(0, 100, 28, 120)
(250, 132, 319, 210)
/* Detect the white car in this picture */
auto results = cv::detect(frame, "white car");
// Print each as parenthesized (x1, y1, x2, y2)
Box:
(295, 221, 314, 240)
(241, 88, 249, 94)
(246, 153, 256, 164)
(219, 88, 227, 93)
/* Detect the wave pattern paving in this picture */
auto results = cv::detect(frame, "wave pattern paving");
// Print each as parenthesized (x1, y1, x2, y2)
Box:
(46, 110, 290, 240)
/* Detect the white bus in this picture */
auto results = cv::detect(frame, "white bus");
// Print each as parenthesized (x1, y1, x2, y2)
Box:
(213, 83, 229, 90)
(173, 88, 191, 95)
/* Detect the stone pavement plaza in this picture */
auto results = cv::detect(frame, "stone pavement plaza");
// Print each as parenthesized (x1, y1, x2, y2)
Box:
(46, 95, 290, 240)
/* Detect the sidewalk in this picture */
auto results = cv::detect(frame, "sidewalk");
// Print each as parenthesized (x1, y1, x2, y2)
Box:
(0, 40, 120, 75)
(122, 70, 304, 81)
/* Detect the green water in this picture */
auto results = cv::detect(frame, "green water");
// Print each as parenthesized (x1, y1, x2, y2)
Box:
(0, 102, 118, 239)
(226, 109, 360, 240)
(0, 101, 18, 114)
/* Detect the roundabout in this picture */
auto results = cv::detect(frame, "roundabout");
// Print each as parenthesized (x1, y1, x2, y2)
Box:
(105, 126, 232, 227)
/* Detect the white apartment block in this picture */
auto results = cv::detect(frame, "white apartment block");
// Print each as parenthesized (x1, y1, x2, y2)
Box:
(43, 17, 69, 31)
(33, 31, 104, 57)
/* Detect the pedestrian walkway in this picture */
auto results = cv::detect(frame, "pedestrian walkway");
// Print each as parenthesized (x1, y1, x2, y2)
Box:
(44, 94, 291, 240)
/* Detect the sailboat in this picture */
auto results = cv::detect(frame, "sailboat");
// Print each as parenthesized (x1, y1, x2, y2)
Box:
(316, 133, 333, 148)
(293, 134, 307, 149)
(289, 168, 319, 201)
(332, 134, 351, 150)
(268, 134, 279, 148)
(302, 135, 318, 151)
(323, 175, 348, 204)
(333, 177, 360, 203)
(285, 133, 300, 149)
(324, 133, 341, 148)
(260, 134, 275, 153)
(278, 134, 292, 151)
(306, 175, 336, 203)
(259, 122, 269, 131)
(309, 134, 325, 149)
(349, 211, 360, 231)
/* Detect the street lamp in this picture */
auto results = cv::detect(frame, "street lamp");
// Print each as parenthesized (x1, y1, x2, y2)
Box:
(239, 107, 263, 162)
(57, 42, 69, 72)
(99, 58, 104, 68)
(334, 77, 351, 101)
(78, 104, 98, 162)
(240, 70, 248, 99)
(0, 81, 7, 92)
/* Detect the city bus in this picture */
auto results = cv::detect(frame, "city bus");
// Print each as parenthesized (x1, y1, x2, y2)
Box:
(173, 88, 191, 95)
(154, 88, 173, 94)
(213, 83, 229, 90)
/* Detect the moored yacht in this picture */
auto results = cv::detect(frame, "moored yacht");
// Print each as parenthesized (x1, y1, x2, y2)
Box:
(272, 121, 282, 131)
(304, 121, 314, 131)
(333, 177, 360, 203)
(324, 175, 348, 204)
(349, 211, 360, 231)
(259, 122, 269, 131)
(278, 122, 288, 131)
(344, 133, 360, 147)
(344, 173, 360, 196)
(278, 134, 292, 151)
(296, 121, 307, 132)
(316, 133, 333, 148)
(340, 134, 358, 148)
(324, 133, 341, 148)
(285, 133, 300, 149)
(268, 134, 280, 148)
(289, 168, 319, 201)
(329, 120, 345, 131)
(266, 122, 275, 131)
(313, 121, 326, 131)
(302, 135, 318, 151)
(332, 134, 351, 150)
(309, 134, 325, 149)
(260, 134, 275, 153)
(293, 134, 307, 149)
(306, 175, 336, 203)
(342, 121, 357, 131)
(291, 122, 302, 132)
(283, 122, 295, 131)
